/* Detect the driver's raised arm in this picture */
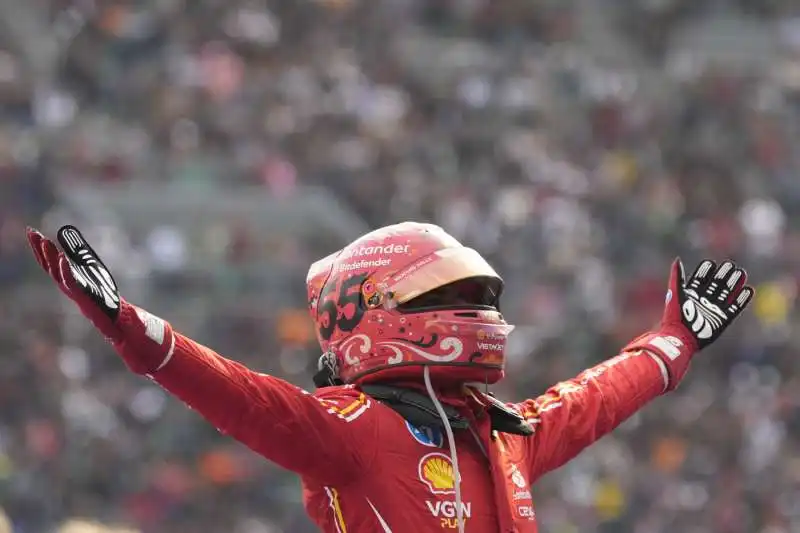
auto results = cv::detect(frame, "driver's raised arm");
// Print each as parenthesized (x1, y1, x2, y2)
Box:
(513, 348, 667, 481)
(136, 328, 379, 484)
(26, 226, 379, 485)
(512, 259, 754, 482)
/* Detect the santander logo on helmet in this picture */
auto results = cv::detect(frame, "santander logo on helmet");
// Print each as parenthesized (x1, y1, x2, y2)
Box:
(306, 222, 514, 385)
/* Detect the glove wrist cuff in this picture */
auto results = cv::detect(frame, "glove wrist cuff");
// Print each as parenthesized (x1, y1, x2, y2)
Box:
(113, 302, 176, 375)
(623, 328, 698, 391)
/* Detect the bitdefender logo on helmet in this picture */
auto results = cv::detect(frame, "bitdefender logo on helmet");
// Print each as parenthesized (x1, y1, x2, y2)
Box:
(334, 258, 392, 273)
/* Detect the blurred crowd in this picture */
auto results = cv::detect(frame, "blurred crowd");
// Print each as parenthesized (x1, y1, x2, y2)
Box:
(3, 0, 800, 532)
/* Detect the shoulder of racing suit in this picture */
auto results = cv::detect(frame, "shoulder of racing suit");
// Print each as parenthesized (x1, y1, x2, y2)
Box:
(310, 384, 377, 424)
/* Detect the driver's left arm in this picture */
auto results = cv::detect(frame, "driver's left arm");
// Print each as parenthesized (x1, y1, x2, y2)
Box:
(511, 348, 668, 482)
(513, 258, 754, 482)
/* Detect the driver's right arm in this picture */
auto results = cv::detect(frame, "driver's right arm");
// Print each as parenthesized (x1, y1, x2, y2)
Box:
(137, 325, 380, 485)
(26, 226, 378, 486)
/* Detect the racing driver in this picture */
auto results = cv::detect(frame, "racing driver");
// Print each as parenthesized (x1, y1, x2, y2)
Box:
(26, 222, 754, 533)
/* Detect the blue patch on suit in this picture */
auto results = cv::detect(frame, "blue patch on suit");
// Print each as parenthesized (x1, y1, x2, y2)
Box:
(405, 421, 444, 448)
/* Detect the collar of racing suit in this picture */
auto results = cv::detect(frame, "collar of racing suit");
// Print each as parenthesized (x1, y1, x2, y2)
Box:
(359, 382, 534, 437)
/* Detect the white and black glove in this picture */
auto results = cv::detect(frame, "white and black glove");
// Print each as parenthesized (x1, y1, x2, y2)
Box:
(671, 259, 754, 348)
(625, 259, 754, 391)
(28, 225, 175, 375)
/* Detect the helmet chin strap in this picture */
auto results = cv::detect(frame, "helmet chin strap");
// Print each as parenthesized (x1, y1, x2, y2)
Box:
(424, 366, 466, 533)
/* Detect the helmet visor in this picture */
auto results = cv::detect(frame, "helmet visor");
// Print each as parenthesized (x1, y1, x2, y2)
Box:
(384, 247, 502, 306)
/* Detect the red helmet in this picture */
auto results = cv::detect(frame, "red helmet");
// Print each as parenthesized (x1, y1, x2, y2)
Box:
(306, 222, 514, 385)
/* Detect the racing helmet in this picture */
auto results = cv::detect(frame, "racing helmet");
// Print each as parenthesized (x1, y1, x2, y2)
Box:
(306, 222, 514, 385)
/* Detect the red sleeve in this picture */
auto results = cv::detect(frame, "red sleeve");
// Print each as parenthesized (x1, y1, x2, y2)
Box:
(513, 349, 669, 481)
(147, 333, 379, 484)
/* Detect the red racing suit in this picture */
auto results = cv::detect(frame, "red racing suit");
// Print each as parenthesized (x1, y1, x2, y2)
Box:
(133, 332, 669, 533)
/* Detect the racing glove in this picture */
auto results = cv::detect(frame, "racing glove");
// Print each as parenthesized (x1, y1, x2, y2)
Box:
(624, 259, 754, 391)
(27, 225, 175, 376)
